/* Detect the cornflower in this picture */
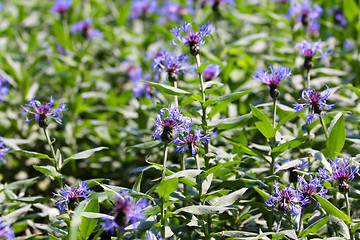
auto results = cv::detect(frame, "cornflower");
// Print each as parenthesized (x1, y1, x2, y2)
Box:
(20, 96, 68, 128)
(252, 65, 291, 99)
(71, 19, 101, 40)
(333, 8, 347, 26)
(51, 0, 72, 15)
(294, 86, 336, 123)
(130, 0, 157, 19)
(174, 127, 210, 156)
(201, 64, 221, 81)
(101, 193, 147, 233)
(159, 2, 194, 24)
(153, 52, 191, 82)
(319, 156, 359, 193)
(0, 139, 10, 164)
(53, 181, 93, 211)
(265, 181, 302, 215)
(151, 106, 190, 143)
(132, 74, 152, 99)
(0, 218, 14, 240)
(297, 175, 327, 208)
(0, 77, 9, 102)
(170, 22, 214, 56)
(294, 39, 331, 69)
(288, 0, 322, 28)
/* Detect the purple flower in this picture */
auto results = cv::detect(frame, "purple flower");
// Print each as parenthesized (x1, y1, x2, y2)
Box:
(265, 181, 302, 215)
(132, 74, 152, 99)
(0, 139, 10, 164)
(0, 218, 14, 240)
(294, 39, 330, 61)
(307, 20, 320, 35)
(159, 2, 195, 24)
(319, 156, 359, 193)
(130, 0, 157, 19)
(20, 96, 68, 128)
(51, 0, 72, 14)
(53, 181, 93, 211)
(288, 0, 322, 27)
(0, 77, 9, 102)
(202, 64, 221, 81)
(56, 44, 66, 55)
(344, 39, 355, 51)
(252, 65, 291, 89)
(297, 175, 327, 208)
(294, 85, 336, 123)
(174, 127, 210, 156)
(151, 106, 191, 143)
(71, 19, 101, 40)
(170, 22, 214, 55)
(333, 8, 347, 26)
(101, 193, 147, 233)
(153, 52, 191, 82)
(123, 61, 143, 82)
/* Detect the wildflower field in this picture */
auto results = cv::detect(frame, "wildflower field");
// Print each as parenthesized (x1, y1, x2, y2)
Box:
(0, 0, 360, 239)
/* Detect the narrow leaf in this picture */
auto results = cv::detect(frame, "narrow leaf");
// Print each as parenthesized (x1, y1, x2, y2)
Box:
(144, 81, 190, 95)
(250, 105, 275, 140)
(156, 178, 179, 200)
(314, 195, 351, 225)
(63, 147, 108, 168)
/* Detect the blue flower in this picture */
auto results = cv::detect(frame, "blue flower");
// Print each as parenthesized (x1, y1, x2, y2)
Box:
(174, 127, 210, 156)
(51, 0, 72, 14)
(344, 39, 355, 51)
(265, 181, 302, 215)
(151, 106, 191, 143)
(153, 52, 191, 82)
(0, 218, 14, 240)
(101, 193, 147, 233)
(170, 22, 214, 54)
(20, 96, 68, 128)
(252, 65, 291, 89)
(202, 64, 221, 81)
(294, 39, 331, 62)
(71, 19, 101, 40)
(132, 74, 152, 99)
(0, 139, 10, 164)
(130, 0, 157, 19)
(53, 181, 93, 211)
(333, 8, 347, 26)
(288, 0, 322, 26)
(159, 2, 195, 24)
(294, 86, 336, 123)
(0, 77, 9, 102)
(297, 175, 327, 208)
(319, 156, 359, 193)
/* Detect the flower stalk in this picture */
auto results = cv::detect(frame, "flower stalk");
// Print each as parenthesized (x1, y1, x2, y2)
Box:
(320, 117, 329, 140)
(162, 143, 169, 179)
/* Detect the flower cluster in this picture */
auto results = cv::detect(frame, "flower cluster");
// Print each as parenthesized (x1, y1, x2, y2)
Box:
(0, 77, 9, 102)
(288, 0, 322, 29)
(252, 65, 292, 99)
(101, 193, 147, 233)
(294, 39, 331, 69)
(297, 175, 327, 208)
(153, 52, 191, 82)
(130, 0, 157, 19)
(265, 181, 303, 215)
(319, 156, 359, 193)
(174, 127, 210, 156)
(294, 86, 336, 123)
(0, 139, 10, 164)
(170, 22, 214, 55)
(20, 96, 68, 128)
(151, 106, 191, 143)
(53, 181, 93, 211)
(0, 218, 14, 240)
(51, 0, 72, 15)
(71, 19, 101, 40)
(202, 64, 221, 81)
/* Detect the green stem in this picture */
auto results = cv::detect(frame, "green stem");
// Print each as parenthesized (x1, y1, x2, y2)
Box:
(306, 68, 311, 90)
(320, 117, 329, 140)
(270, 155, 276, 175)
(273, 97, 277, 127)
(298, 211, 304, 234)
(92, 229, 104, 240)
(161, 197, 166, 239)
(173, 80, 179, 109)
(195, 153, 200, 170)
(344, 193, 354, 240)
(181, 154, 188, 207)
(276, 212, 283, 233)
(43, 128, 58, 170)
(116, 229, 123, 240)
(162, 143, 169, 179)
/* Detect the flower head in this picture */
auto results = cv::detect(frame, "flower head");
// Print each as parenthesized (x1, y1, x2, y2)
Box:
(53, 181, 93, 211)
(294, 39, 331, 64)
(170, 22, 214, 55)
(0, 77, 9, 102)
(51, 0, 72, 14)
(319, 156, 359, 193)
(151, 106, 190, 143)
(294, 86, 336, 123)
(153, 52, 191, 82)
(344, 39, 355, 51)
(265, 181, 302, 215)
(333, 8, 347, 26)
(130, 0, 157, 19)
(0, 139, 10, 164)
(159, 2, 194, 24)
(0, 218, 14, 240)
(101, 193, 147, 233)
(71, 19, 101, 40)
(297, 175, 327, 208)
(174, 127, 210, 156)
(288, 0, 323, 27)
(202, 64, 221, 81)
(132, 74, 153, 99)
(20, 96, 68, 128)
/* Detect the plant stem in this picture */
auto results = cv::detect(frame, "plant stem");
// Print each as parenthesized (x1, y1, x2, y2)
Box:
(43, 128, 58, 170)
(344, 193, 354, 240)
(161, 197, 166, 239)
(273, 97, 277, 127)
(320, 117, 329, 140)
(276, 213, 283, 233)
(270, 155, 276, 175)
(173, 80, 179, 109)
(162, 143, 169, 179)
(195, 153, 200, 170)
(181, 154, 188, 206)
(306, 68, 311, 90)
(298, 211, 304, 234)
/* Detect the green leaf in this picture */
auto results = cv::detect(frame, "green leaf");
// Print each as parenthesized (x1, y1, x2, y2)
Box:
(314, 195, 351, 225)
(127, 140, 161, 150)
(198, 62, 217, 74)
(200, 159, 243, 179)
(49, 234, 61, 240)
(144, 81, 190, 96)
(204, 90, 251, 107)
(250, 105, 275, 140)
(33, 165, 62, 178)
(254, 187, 270, 200)
(208, 188, 248, 206)
(156, 178, 179, 200)
(327, 113, 345, 158)
(275, 112, 300, 132)
(343, 0, 359, 22)
(67, 201, 88, 240)
(10, 150, 53, 161)
(80, 199, 99, 240)
(174, 206, 233, 215)
(271, 136, 308, 158)
(208, 113, 252, 129)
(132, 172, 143, 192)
(63, 147, 108, 168)
(351, 222, 360, 233)
(225, 137, 267, 161)
(299, 216, 330, 238)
